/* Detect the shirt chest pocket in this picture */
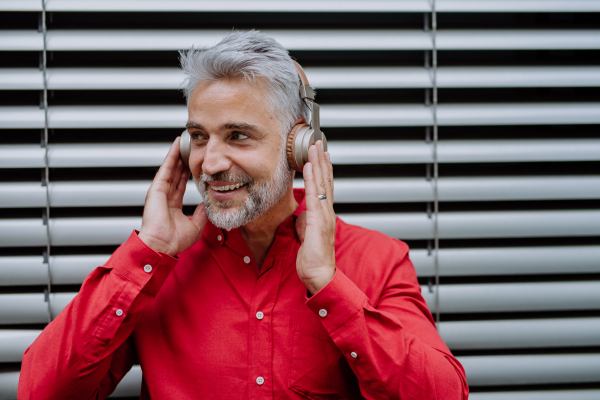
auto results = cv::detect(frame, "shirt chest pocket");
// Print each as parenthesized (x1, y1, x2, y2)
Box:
(289, 310, 360, 399)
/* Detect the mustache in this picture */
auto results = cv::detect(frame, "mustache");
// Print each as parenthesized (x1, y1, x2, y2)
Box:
(201, 171, 254, 184)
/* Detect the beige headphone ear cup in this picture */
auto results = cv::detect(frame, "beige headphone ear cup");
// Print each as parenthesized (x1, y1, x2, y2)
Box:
(286, 123, 308, 172)
(180, 130, 191, 166)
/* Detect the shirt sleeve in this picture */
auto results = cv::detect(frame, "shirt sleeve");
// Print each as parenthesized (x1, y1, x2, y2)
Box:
(305, 247, 469, 400)
(18, 231, 178, 400)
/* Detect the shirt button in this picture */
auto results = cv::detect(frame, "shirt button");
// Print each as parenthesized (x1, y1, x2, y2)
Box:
(143, 264, 152, 273)
(256, 311, 264, 320)
(244, 256, 251, 264)
(351, 352, 358, 359)
(256, 376, 264, 385)
(217, 235, 222, 241)
(318, 309, 327, 317)
(116, 309, 123, 317)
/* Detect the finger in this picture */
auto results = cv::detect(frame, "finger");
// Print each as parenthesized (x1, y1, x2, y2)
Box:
(303, 162, 322, 214)
(168, 158, 184, 197)
(325, 151, 334, 203)
(317, 141, 334, 207)
(154, 138, 181, 186)
(308, 144, 326, 198)
(172, 164, 191, 204)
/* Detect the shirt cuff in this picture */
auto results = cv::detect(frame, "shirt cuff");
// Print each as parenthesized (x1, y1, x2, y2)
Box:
(305, 268, 369, 335)
(110, 230, 179, 296)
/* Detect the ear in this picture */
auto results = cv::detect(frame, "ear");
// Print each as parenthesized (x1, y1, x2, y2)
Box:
(295, 211, 307, 244)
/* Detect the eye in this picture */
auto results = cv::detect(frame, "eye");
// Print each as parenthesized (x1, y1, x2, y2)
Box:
(191, 132, 206, 141)
(232, 132, 249, 140)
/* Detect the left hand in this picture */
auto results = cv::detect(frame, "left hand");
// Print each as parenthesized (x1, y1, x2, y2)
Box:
(295, 140, 337, 295)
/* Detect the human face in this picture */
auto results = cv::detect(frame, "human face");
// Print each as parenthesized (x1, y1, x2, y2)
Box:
(186, 78, 293, 229)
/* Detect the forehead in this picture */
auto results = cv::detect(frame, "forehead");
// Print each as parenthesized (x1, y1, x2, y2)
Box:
(188, 78, 271, 121)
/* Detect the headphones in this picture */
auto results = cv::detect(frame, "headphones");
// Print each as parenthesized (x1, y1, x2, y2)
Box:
(179, 60, 326, 172)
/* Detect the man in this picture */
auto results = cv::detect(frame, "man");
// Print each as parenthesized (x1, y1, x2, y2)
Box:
(19, 31, 468, 399)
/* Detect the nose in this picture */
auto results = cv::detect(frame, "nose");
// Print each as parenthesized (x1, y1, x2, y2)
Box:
(201, 138, 233, 176)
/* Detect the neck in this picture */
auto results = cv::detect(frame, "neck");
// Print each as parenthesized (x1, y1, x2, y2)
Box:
(240, 185, 298, 270)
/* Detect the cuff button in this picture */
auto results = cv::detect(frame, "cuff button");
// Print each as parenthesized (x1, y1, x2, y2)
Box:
(116, 309, 124, 317)
(318, 309, 327, 317)
(143, 264, 153, 273)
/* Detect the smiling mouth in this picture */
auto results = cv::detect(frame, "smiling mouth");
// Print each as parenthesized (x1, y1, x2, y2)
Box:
(211, 182, 248, 192)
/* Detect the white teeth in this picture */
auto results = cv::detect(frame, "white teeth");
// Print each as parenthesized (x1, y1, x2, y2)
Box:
(213, 183, 245, 192)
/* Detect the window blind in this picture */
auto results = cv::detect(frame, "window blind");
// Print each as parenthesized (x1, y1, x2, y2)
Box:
(1, 1, 599, 399)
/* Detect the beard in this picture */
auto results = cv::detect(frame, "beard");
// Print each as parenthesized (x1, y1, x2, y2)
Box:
(194, 151, 293, 231)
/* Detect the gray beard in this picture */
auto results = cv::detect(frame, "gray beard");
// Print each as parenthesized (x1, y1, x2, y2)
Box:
(194, 153, 293, 230)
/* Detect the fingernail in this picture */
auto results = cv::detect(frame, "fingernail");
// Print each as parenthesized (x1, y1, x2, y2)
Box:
(325, 152, 330, 162)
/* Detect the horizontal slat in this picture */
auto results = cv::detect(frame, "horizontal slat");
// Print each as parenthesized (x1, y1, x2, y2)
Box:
(2, 210, 600, 247)
(5, 0, 600, 13)
(4, 104, 600, 129)
(49, 255, 110, 284)
(422, 281, 600, 313)
(437, 66, 600, 88)
(3, 245, 599, 286)
(0, 254, 109, 286)
(0, 107, 45, 129)
(0, 69, 44, 90)
(0, 219, 48, 247)
(439, 318, 600, 350)
(35, 30, 435, 51)
(0, 0, 42, 11)
(437, 139, 600, 162)
(0, 294, 48, 325)
(0, 330, 41, 362)
(0, 366, 141, 399)
(437, 30, 600, 50)
(0, 371, 18, 400)
(436, 176, 600, 201)
(8, 67, 600, 90)
(0, 256, 47, 286)
(0, 181, 201, 208)
(411, 245, 600, 276)
(1, 0, 431, 12)
(2, 316, 599, 363)
(0, 31, 43, 51)
(5, 176, 599, 208)
(325, 176, 600, 203)
(469, 389, 600, 400)
(436, 103, 600, 126)
(437, 0, 600, 12)
(0, 182, 47, 207)
(342, 209, 600, 240)
(461, 354, 600, 386)
(4, 30, 600, 52)
(3, 139, 599, 168)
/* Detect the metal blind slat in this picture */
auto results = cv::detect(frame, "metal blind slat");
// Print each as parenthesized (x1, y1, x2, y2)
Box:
(461, 354, 600, 386)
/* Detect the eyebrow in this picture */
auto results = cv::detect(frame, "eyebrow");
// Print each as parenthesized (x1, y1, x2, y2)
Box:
(185, 121, 261, 134)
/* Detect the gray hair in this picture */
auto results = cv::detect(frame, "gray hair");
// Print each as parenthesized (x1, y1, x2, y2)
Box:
(179, 30, 310, 136)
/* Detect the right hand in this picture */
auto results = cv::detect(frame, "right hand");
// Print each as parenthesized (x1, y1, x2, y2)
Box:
(138, 137, 208, 256)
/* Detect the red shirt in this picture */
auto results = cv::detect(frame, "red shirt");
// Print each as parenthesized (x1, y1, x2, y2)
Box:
(19, 189, 468, 399)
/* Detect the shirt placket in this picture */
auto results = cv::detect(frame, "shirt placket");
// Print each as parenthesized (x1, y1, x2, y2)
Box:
(247, 253, 283, 400)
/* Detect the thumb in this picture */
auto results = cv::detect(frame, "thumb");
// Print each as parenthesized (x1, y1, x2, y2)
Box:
(295, 211, 307, 244)
(191, 202, 208, 234)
